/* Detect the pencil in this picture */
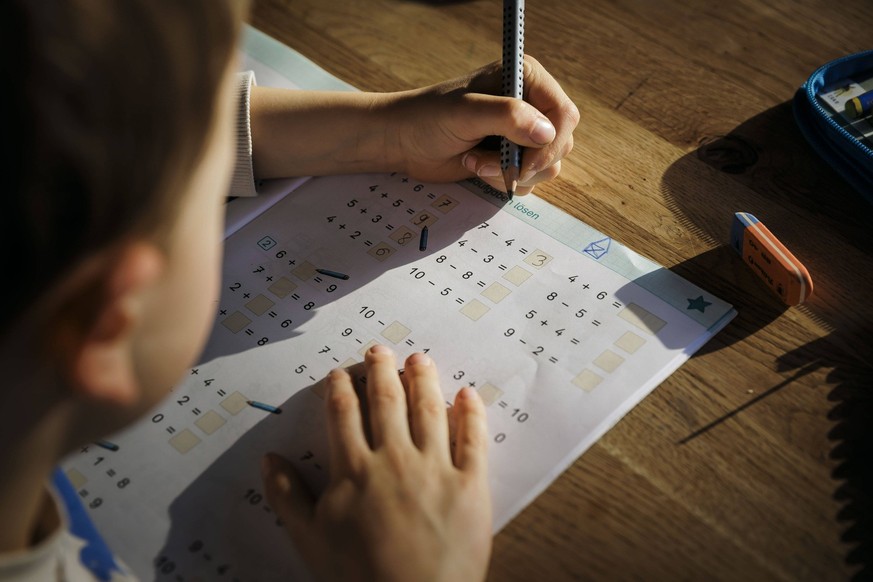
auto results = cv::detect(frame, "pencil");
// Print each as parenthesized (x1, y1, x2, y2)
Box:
(247, 400, 282, 414)
(315, 268, 350, 280)
(500, 0, 525, 199)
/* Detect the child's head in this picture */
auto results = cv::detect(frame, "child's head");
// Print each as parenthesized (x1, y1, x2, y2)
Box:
(1, 0, 247, 445)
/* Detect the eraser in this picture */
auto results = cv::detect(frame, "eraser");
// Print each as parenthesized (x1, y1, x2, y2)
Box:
(730, 212, 813, 305)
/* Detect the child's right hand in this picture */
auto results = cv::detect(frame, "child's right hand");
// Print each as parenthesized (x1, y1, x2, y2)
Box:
(262, 345, 492, 582)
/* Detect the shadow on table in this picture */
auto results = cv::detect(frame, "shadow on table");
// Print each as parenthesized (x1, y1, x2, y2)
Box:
(660, 101, 873, 578)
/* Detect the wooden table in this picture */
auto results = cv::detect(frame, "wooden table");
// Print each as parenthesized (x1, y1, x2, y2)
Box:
(248, 1, 873, 579)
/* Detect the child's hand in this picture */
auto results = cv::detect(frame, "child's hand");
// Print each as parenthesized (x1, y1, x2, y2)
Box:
(261, 345, 492, 582)
(384, 55, 580, 196)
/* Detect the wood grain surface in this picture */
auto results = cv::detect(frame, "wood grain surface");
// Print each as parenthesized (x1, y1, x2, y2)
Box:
(247, 1, 873, 579)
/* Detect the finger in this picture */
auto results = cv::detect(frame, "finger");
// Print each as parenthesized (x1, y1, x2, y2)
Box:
(455, 93, 557, 150)
(451, 387, 489, 476)
(365, 344, 412, 448)
(520, 55, 579, 182)
(464, 152, 561, 196)
(324, 367, 370, 476)
(261, 453, 316, 543)
(403, 352, 450, 457)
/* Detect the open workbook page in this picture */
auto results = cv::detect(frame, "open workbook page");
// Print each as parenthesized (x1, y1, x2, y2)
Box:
(61, 26, 736, 581)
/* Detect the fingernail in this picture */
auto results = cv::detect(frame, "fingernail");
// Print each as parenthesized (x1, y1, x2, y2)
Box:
(407, 352, 431, 366)
(477, 163, 501, 178)
(370, 344, 391, 355)
(462, 152, 478, 173)
(520, 168, 536, 183)
(530, 117, 556, 145)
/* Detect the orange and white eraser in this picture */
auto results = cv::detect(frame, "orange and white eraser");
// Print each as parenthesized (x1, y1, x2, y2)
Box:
(730, 212, 813, 305)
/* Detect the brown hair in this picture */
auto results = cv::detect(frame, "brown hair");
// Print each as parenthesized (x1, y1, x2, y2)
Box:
(1, 0, 247, 332)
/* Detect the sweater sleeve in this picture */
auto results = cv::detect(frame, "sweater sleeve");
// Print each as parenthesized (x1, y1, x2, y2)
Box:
(229, 70, 258, 197)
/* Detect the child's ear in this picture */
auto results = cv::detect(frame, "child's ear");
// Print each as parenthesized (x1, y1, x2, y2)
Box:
(64, 243, 165, 407)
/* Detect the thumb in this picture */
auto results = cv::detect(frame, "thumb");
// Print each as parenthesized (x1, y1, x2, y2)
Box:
(261, 453, 316, 542)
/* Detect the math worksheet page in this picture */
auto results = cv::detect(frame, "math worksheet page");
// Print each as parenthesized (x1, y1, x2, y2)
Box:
(60, 28, 735, 581)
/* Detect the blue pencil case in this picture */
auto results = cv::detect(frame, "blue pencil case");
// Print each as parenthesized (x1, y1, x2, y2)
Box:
(793, 49, 873, 204)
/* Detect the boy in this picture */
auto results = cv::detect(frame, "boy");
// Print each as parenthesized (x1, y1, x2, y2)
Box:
(0, 0, 579, 580)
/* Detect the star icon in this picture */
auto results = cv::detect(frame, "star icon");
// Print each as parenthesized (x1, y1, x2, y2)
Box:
(687, 295, 712, 313)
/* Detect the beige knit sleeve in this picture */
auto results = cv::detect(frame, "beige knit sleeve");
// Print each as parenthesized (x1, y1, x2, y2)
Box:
(229, 70, 258, 197)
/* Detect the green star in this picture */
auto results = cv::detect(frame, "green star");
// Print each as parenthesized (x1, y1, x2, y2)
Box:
(687, 295, 712, 313)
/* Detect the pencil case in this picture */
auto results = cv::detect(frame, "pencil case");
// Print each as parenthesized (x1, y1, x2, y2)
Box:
(793, 49, 873, 204)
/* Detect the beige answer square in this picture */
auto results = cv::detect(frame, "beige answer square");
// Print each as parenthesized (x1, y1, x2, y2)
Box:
(381, 321, 411, 344)
(571, 369, 603, 392)
(220, 391, 248, 415)
(503, 265, 532, 286)
(292, 261, 317, 280)
(477, 383, 504, 406)
(615, 331, 646, 354)
(245, 294, 275, 316)
(593, 349, 625, 373)
(268, 276, 297, 298)
(481, 282, 511, 303)
(523, 249, 553, 269)
(460, 299, 490, 321)
(66, 468, 87, 489)
(169, 429, 201, 454)
(618, 303, 667, 335)
(195, 410, 226, 435)
(221, 311, 251, 334)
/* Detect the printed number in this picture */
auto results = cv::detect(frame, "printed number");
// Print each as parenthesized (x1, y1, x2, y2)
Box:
(462, 271, 473, 279)
(252, 265, 265, 273)
(295, 365, 307, 374)
(350, 231, 361, 239)
(511, 409, 530, 422)
(326, 284, 337, 293)
(275, 250, 286, 258)
(258, 337, 269, 346)
(342, 328, 353, 336)
(117, 478, 130, 489)
(525, 310, 537, 319)
(393, 199, 403, 207)
(504, 328, 515, 337)
(532, 346, 544, 355)
(245, 489, 263, 505)
(575, 309, 587, 318)
(453, 371, 465, 380)
(151, 414, 164, 423)
(410, 268, 425, 279)
(547, 292, 557, 300)
(89, 497, 103, 509)
(177, 396, 190, 405)
(360, 307, 375, 318)
(484, 255, 494, 263)
(347, 199, 358, 207)
(414, 184, 424, 191)
(229, 282, 241, 292)
(304, 302, 315, 310)
(371, 215, 383, 223)
(436, 255, 446, 263)
(281, 319, 293, 328)
(494, 433, 506, 443)
(441, 287, 451, 296)
(597, 291, 607, 300)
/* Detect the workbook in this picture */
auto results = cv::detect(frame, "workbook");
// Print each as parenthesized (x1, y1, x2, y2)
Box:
(61, 27, 736, 581)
